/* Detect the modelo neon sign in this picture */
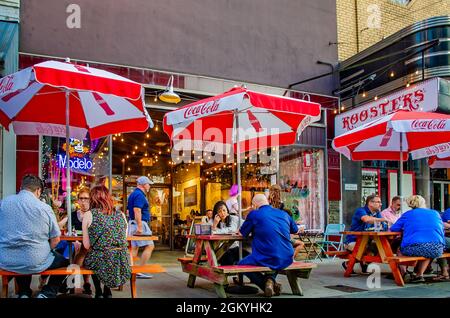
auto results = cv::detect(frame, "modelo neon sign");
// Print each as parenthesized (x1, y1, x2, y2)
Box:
(57, 154, 93, 171)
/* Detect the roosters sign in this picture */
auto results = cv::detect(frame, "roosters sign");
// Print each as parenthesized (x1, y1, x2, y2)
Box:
(335, 78, 439, 136)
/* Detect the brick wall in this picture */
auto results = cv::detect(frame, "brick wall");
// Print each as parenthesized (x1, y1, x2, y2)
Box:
(336, 0, 450, 61)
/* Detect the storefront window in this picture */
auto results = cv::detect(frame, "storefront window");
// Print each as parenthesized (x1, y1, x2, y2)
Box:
(278, 147, 325, 230)
(41, 135, 111, 222)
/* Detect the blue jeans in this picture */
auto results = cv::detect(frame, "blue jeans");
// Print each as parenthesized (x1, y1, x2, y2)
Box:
(16, 251, 69, 298)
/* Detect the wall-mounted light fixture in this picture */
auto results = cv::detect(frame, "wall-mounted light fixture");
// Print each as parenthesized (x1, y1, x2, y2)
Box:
(159, 75, 181, 104)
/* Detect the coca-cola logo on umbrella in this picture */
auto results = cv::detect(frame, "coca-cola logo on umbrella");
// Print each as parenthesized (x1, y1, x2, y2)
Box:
(184, 99, 220, 119)
(411, 119, 446, 130)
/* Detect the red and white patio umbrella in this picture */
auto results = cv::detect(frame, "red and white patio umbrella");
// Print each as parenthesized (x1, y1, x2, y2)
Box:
(163, 86, 321, 223)
(429, 153, 450, 169)
(332, 110, 450, 198)
(0, 60, 153, 235)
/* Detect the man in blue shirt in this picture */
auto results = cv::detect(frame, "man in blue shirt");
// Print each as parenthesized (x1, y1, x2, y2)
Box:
(238, 194, 299, 297)
(0, 175, 69, 298)
(343, 194, 387, 273)
(436, 207, 450, 281)
(127, 176, 154, 279)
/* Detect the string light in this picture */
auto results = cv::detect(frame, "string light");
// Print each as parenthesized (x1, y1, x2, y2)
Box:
(333, 109, 337, 114)
(406, 83, 410, 88)
(146, 133, 150, 138)
(121, 138, 124, 142)
(389, 71, 395, 78)
(340, 106, 345, 111)
(374, 96, 378, 101)
(159, 151, 162, 155)
(362, 92, 367, 98)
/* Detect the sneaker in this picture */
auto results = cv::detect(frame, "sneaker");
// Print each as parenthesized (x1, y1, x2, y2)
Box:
(409, 275, 425, 284)
(264, 279, 274, 297)
(273, 282, 282, 296)
(341, 261, 356, 274)
(36, 293, 48, 298)
(17, 294, 29, 298)
(136, 273, 153, 279)
(360, 263, 369, 274)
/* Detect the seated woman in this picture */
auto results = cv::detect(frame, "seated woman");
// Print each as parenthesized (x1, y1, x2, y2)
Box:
(390, 195, 445, 283)
(212, 201, 248, 266)
(268, 184, 304, 260)
(82, 185, 131, 298)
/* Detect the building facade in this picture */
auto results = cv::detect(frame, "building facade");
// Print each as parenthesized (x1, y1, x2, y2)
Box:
(336, 0, 450, 61)
(0, 0, 19, 198)
(16, 0, 340, 249)
(336, 16, 450, 226)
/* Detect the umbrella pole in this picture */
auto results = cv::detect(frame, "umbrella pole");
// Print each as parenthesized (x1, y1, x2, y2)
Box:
(65, 90, 73, 261)
(234, 111, 243, 260)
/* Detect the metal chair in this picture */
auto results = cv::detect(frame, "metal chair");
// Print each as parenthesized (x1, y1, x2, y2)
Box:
(315, 224, 346, 259)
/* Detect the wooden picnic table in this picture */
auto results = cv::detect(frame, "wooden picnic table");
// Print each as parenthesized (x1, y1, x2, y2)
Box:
(61, 235, 158, 265)
(178, 234, 244, 297)
(341, 231, 403, 285)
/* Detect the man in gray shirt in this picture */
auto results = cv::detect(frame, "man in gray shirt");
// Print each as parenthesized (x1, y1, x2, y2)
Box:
(0, 175, 69, 298)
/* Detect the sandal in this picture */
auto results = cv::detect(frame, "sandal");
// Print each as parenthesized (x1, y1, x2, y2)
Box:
(432, 274, 450, 282)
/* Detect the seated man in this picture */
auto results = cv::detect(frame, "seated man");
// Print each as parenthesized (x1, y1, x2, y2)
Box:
(435, 207, 450, 281)
(238, 194, 299, 297)
(0, 175, 68, 298)
(343, 194, 387, 273)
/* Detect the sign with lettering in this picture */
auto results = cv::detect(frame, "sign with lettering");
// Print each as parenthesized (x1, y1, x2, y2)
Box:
(335, 78, 439, 136)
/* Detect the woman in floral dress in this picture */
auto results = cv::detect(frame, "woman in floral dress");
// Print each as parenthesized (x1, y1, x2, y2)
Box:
(82, 185, 131, 298)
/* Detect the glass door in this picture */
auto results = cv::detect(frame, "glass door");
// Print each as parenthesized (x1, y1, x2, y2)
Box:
(432, 182, 450, 212)
(148, 187, 171, 250)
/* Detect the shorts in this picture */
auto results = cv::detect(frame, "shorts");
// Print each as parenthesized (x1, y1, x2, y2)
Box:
(128, 220, 155, 248)
(400, 242, 444, 259)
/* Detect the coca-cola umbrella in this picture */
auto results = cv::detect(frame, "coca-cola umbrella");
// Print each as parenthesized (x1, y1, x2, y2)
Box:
(163, 86, 321, 227)
(332, 110, 450, 202)
(0, 60, 153, 236)
(429, 152, 450, 169)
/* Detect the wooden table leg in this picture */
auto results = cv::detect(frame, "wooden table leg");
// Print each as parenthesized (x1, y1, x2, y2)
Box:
(187, 274, 196, 288)
(286, 271, 303, 296)
(379, 236, 404, 286)
(1, 276, 8, 298)
(214, 283, 227, 298)
(345, 236, 368, 277)
(130, 273, 137, 298)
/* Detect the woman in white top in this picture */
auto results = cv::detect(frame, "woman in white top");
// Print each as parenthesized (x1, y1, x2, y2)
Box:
(212, 201, 248, 265)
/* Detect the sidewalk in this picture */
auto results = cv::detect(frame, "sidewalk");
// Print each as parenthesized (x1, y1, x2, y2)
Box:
(13, 250, 450, 298)
(114, 250, 450, 298)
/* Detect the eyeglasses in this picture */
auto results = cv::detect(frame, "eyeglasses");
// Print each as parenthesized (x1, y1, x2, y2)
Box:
(78, 197, 90, 201)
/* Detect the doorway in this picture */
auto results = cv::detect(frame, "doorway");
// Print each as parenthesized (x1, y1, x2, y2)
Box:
(148, 186, 172, 250)
(432, 181, 450, 212)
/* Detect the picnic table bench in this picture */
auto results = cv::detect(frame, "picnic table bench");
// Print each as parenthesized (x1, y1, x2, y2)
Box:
(0, 264, 165, 298)
(177, 234, 317, 298)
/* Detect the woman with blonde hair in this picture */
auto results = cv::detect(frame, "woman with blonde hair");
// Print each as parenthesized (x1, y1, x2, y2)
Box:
(390, 195, 445, 283)
(268, 184, 304, 260)
(82, 185, 131, 298)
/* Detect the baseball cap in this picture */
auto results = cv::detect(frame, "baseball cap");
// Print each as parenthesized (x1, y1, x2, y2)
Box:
(137, 176, 154, 185)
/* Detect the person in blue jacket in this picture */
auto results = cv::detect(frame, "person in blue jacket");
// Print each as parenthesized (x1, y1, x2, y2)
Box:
(390, 195, 445, 283)
(238, 194, 299, 297)
(435, 207, 450, 281)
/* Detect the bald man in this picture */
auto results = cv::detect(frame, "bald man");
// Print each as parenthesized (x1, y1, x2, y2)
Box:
(238, 194, 299, 297)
